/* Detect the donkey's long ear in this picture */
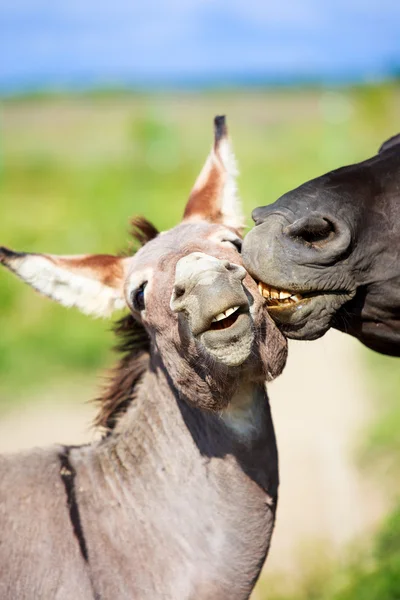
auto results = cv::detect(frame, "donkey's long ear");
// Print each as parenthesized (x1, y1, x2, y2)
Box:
(0, 247, 127, 317)
(183, 116, 245, 232)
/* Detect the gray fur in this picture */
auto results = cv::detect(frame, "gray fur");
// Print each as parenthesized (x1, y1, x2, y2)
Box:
(0, 220, 287, 600)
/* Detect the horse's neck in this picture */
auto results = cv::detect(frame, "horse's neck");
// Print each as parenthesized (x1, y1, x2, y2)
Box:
(75, 369, 278, 598)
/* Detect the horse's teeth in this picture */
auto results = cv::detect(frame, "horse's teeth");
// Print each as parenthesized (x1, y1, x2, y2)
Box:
(258, 281, 304, 305)
(263, 288, 270, 298)
(270, 288, 279, 299)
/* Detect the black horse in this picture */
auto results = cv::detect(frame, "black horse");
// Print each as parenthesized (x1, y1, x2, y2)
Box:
(243, 134, 400, 357)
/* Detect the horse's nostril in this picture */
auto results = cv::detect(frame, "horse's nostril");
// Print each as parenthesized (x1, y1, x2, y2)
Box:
(285, 216, 335, 246)
(252, 206, 270, 225)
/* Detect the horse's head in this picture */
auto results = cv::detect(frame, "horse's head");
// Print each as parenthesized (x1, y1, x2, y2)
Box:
(0, 117, 287, 411)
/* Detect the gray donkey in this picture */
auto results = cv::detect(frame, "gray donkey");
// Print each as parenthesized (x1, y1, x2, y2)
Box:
(0, 117, 287, 600)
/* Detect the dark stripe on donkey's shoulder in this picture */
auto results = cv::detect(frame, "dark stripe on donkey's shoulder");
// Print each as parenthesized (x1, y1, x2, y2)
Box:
(58, 446, 89, 563)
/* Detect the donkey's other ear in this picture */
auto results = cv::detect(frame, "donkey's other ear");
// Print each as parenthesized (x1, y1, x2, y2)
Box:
(183, 116, 245, 232)
(0, 247, 127, 317)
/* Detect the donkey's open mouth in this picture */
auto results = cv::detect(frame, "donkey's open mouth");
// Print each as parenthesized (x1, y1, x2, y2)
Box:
(209, 305, 245, 331)
(199, 306, 253, 368)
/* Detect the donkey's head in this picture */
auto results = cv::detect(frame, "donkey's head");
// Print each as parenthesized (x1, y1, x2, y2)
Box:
(0, 117, 287, 412)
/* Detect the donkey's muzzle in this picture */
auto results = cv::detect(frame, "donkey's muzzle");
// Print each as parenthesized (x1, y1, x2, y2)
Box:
(171, 252, 248, 337)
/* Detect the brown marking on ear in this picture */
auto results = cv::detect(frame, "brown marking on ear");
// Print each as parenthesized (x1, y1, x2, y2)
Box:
(54, 254, 125, 288)
(1, 248, 128, 317)
(183, 116, 244, 230)
(183, 161, 225, 223)
(0, 219, 158, 319)
(1, 246, 125, 288)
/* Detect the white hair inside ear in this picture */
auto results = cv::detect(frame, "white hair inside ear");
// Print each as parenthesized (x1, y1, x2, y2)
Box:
(217, 135, 245, 231)
(0, 248, 127, 318)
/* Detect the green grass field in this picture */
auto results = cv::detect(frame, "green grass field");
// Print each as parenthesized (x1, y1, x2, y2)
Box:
(1, 85, 400, 599)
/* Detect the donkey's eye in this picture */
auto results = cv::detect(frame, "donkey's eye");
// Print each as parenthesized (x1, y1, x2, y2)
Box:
(223, 239, 242, 253)
(132, 282, 147, 311)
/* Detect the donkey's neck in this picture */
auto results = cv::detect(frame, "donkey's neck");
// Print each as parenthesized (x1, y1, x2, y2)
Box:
(111, 365, 274, 484)
(221, 380, 266, 441)
(78, 366, 278, 599)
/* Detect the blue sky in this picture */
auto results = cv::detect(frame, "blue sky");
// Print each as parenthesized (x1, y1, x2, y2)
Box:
(1, 0, 400, 90)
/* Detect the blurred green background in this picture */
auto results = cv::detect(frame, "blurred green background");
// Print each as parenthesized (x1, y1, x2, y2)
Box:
(0, 85, 400, 598)
(1, 85, 398, 401)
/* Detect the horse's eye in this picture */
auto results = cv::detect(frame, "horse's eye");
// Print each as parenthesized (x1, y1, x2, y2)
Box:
(132, 282, 147, 311)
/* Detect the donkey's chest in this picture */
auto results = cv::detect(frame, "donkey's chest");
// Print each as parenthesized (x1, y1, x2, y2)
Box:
(80, 456, 276, 600)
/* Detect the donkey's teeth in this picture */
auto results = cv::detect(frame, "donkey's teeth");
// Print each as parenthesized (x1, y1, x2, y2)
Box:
(212, 312, 227, 322)
(212, 306, 240, 322)
(225, 306, 239, 318)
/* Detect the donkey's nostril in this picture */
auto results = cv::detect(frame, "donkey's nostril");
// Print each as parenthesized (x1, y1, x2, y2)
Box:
(222, 260, 243, 274)
(224, 261, 235, 271)
(174, 285, 185, 299)
(224, 262, 242, 277)
(226, 263, 247, 280)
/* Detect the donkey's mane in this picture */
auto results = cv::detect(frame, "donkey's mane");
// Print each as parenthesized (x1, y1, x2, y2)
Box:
(94, 216, 158, 431)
